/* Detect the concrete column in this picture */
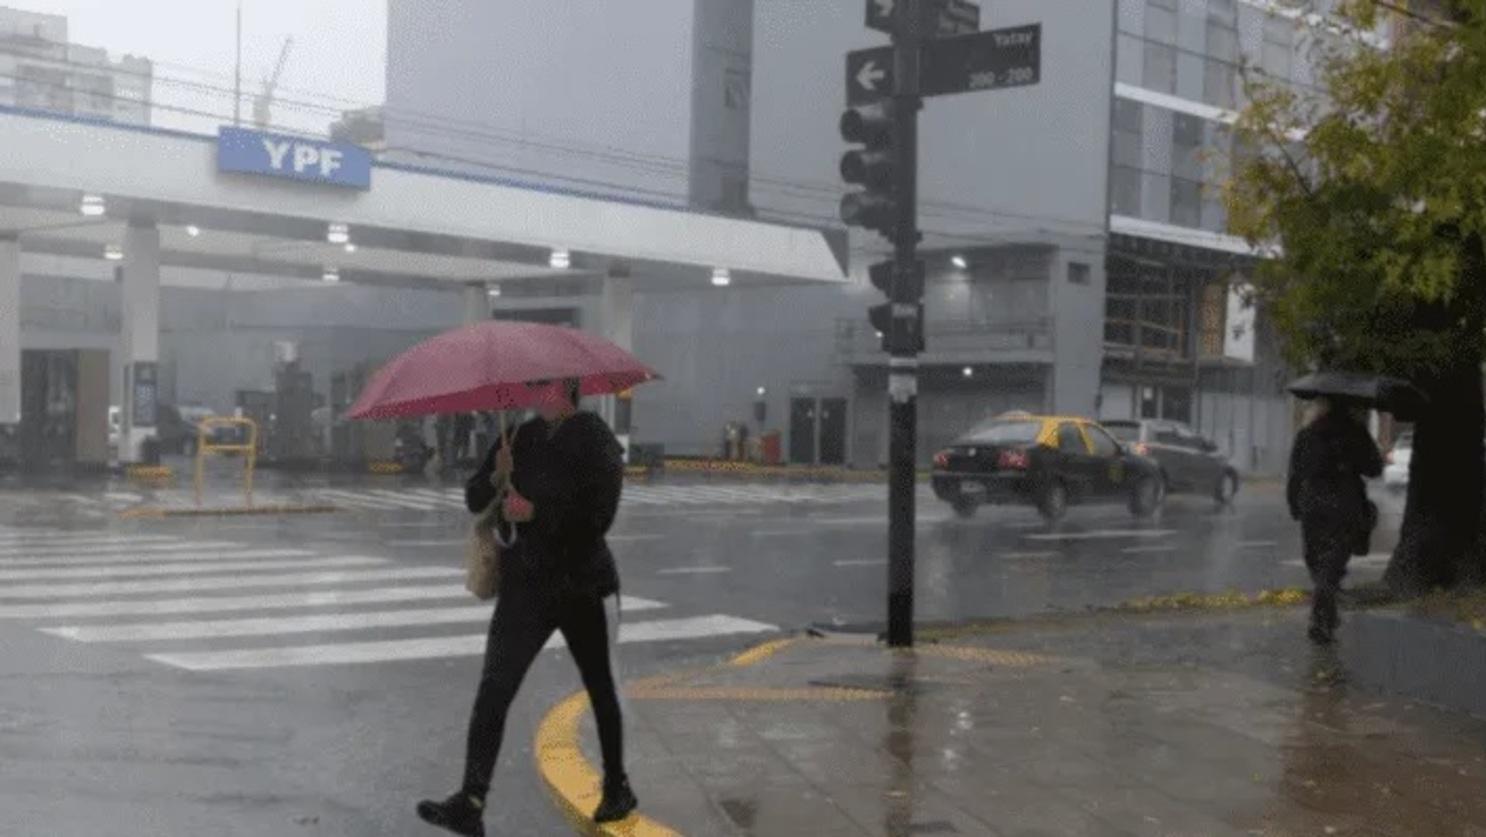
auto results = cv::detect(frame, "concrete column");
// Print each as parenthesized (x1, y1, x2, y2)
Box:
(0, 235, 19, 427)
(120, 220, 160, 464)
(463, 283, 490, 325)
(599, 277, 635, 445)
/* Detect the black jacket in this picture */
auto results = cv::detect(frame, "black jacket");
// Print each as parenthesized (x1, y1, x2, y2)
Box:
(467, 412, 624, 598)
(1287, 411, 1382, 522)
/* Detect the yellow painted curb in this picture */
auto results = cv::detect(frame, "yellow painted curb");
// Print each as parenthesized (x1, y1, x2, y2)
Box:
(727, 636, 798, 667)
(368, 460, 404, 475)
(535, 691, 683, 837)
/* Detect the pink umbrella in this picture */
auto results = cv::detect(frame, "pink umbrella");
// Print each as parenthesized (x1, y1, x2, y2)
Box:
(346, 321, 660, 420)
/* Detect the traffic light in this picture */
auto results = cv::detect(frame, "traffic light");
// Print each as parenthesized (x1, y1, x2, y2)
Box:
(868, 259, 924, 300)
(869, 301, 925, 354)
(840, 101, 898, 238)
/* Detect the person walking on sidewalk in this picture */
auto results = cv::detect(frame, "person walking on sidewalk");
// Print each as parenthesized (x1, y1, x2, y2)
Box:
(1287, 396, 1382, 644)
(417, 378, 637, 836)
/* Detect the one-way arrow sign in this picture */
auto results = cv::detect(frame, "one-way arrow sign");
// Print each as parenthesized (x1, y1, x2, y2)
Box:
(846, 46, 894, 105)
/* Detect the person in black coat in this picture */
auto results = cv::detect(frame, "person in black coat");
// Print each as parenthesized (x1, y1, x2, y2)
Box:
(1287, 397, 1383, 644)
(417, 378, 635, 837)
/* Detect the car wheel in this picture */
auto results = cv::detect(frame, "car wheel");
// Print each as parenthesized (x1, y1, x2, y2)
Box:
(951, 497, 978, 519)
(1130, 476, 1162, 518)
(1037, 480, 1068, 522)
(1214, 471, 1239, 507)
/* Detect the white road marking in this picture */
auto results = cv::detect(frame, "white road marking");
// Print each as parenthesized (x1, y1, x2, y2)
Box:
(44, 599, 670, 643)
(312, 490, 408, 511)
(0, 534, 180, 548)
(145, 614, 777, 671)
(0, 565, 461, 600)
(656, 566, 732, 575)
(0, 556, 378, 581)
(1237, 541, 1279, 549)
(997, 551, 1058, 560)
(0, 548, 314, 569)
(0, 587, 662, 621)
(605, 534, 666, 542)
(833, 559, 886, 567)
(1023, 529, 1177, 542)
(366, 489, 451, 510)
(1121, 546, 1177, 555)
(1283, 552, 1391, 569)
(0, 541, 237, 559)
(387, 539, 465, 547)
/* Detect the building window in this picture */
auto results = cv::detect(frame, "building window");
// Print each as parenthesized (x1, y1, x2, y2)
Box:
(1068, 262, 1091, 285)
(1144, 3, 1177, 43)
(1143, 42, 1176, 94)
(1105, 256, 1191, 361)
(1111, 166, 1143, 217)
(1204, 58, 1237, 109)
(1171, 177, 1203, 227)
(1262, 15, 1294, 80)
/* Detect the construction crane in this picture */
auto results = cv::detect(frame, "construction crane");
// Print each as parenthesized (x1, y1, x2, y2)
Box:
(252, 37, 293, 128)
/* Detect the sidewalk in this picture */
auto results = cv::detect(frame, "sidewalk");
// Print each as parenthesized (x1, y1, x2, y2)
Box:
(544, 608, 1486, 836)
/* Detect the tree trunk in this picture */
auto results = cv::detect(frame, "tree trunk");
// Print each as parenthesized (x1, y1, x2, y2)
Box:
(1384, 350, 1485, 596)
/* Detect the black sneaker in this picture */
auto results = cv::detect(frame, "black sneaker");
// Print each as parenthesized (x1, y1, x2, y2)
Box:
(416, 791, 485, 837)
(593, 777, 638, 824)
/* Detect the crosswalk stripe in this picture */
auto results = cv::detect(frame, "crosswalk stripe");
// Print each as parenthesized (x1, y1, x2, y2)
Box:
(313, 490, 407, 511)
(0, 584, 476, 620)
(144, 614, 778, 671)
(0, 548, 319, 569)
(0, 565, 461, 600)
(0, 556, 383, 582)
(0, 534, 181, 547)
(405, 488, 466, 506)
(1023, 529, 1177, 542)
(43, 597, 671, 643)
(0, 541, 237, 559)
(365, 489, 446, 510)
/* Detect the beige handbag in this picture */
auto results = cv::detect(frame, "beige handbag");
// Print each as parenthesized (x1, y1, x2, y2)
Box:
(466, 419, 513, 601)
(464, 496, 503, 600)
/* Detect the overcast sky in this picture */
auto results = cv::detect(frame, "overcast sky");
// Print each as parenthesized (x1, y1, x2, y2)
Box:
(19, 0, 387, 134)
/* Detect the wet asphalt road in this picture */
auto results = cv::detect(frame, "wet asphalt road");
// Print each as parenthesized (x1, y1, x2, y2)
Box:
(0, 474, 1405, 835)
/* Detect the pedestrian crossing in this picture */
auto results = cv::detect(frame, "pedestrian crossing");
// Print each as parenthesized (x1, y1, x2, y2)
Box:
(17, 482, 915, 514)
(0, 527, 777, 673)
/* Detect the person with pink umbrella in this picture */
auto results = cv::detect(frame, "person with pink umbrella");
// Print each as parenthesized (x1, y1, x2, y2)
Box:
(417, 377, 636, 835)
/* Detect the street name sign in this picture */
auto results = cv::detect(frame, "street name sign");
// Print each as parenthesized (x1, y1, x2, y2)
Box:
(867, 0, 981, 35)
(921, 24, 1041, 97)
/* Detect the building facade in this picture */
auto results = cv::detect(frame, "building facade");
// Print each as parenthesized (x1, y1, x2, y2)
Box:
(382, 0, 1399, 474)
(0, 5, 152, 126)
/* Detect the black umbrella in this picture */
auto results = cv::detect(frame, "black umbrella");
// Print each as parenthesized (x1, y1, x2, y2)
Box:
(1287, 371, 1428, 419)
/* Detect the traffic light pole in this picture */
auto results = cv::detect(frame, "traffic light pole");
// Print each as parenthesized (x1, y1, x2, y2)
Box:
(886, 0, 922, 649)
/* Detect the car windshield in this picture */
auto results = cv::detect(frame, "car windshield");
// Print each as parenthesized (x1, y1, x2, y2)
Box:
(1103, 423, 1141, 442)
(961, 420, 1042, 445)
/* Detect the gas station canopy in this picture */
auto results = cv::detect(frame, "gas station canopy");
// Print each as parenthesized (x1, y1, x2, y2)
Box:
(0, 106, 848, 291)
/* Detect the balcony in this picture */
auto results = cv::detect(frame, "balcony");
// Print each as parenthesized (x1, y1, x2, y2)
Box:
(835, 317, 1055, 367)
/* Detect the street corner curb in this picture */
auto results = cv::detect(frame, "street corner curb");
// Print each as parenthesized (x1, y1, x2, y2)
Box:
(535, 690, 684, 837)
(1111, 587, 1310, 614)
(532, 634, 799, 835)
(117, 504, 340, 519)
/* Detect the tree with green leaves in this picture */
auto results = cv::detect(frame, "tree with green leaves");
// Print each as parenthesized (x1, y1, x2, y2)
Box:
(1225, 0, 1486, 596)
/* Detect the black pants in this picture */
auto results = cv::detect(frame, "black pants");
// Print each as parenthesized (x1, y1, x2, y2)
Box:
(461, 586, 624, 800)
(1302, 514, 1352, 624)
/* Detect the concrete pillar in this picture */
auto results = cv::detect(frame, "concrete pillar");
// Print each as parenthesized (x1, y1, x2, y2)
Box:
(119, 220, 160, 464)
(599, 277, 635, 447)
(0, 235, 19, 428)
(463, 284, 490, 325)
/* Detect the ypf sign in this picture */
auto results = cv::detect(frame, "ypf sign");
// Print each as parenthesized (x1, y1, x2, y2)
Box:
(217, 126, 372, 190)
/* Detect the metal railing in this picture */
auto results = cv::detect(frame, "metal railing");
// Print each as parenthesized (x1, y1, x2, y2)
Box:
(835, 317, 1055, 361)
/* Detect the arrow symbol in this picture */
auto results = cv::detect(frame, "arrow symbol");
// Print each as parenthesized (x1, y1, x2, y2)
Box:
(873, 0, 894, 18)
(856, 59, 887, 92)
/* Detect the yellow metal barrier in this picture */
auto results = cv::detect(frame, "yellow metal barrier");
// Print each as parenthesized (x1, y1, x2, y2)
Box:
(193, 417, 259, 507)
